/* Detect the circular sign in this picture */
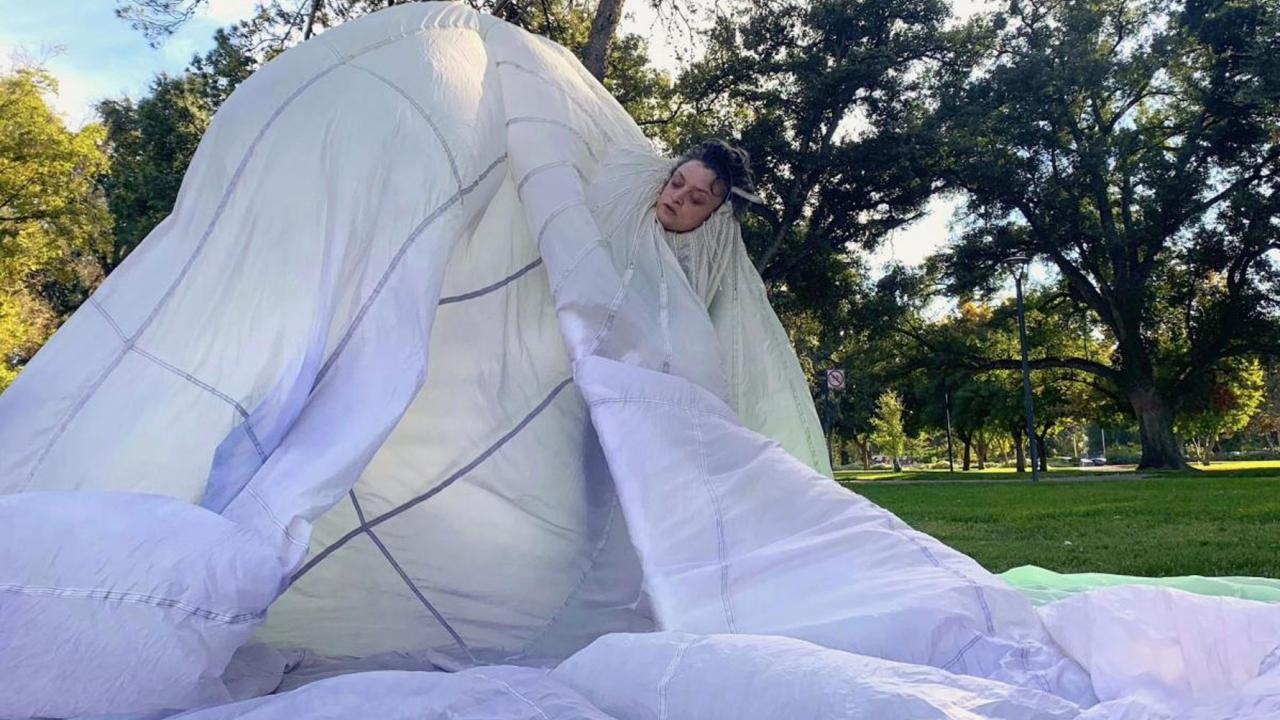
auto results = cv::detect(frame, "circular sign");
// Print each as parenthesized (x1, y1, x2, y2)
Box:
(827, 368, 846, 390)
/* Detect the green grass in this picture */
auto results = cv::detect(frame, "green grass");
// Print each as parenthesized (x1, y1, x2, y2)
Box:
(842, 466, 1280, 578)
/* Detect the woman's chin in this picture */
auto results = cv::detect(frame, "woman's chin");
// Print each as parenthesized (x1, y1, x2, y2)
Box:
(656, 208, 680, 232)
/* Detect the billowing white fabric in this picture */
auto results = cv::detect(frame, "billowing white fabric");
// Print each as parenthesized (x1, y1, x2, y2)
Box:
(167, 667, 612, 720)
(2, 4, 1280, 720)
(574, 355, 1096, 704)
(0, 0, 824, 669)
(0, 492, 287, 718)
(1039, 586, 1280, 707)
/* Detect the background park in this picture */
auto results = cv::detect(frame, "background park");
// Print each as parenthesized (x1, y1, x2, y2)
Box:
(3, 0, 1278, 579)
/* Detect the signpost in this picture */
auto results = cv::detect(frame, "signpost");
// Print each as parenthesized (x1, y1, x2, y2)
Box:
(823, 369, 845, 470)
(827, 368, 846, 391)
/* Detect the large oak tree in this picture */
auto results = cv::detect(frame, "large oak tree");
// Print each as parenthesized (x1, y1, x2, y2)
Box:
(933, 0, 1280, 468)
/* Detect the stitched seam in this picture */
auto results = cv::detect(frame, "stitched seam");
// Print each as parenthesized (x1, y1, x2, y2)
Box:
(516, 160, 585, 198)
(289, 377, 574, 584)
(517, 499, 620, 656)
(472, 673, 552, 720)
(657, 638, 696, 720)
(1021, 644, 1053, 693)
(909, 537, 996, 634)
(345, 62, 462, 193)
(584, 212, 648, 357)
(439, 259, 543, 305)
(693, 410, 737, 633)
(88, 299, 267, 460)
(496, 60, 607, 135)
(350, 491, 474, 660)
(245, 486, 309, 549)
(585, 396, 736, 422)
(0, 583, 264, 625)
(315, 153, 507, 386)
(506, 117, 600, 162)
(654, 232, 672, 373)
(941, 634, 984, 671)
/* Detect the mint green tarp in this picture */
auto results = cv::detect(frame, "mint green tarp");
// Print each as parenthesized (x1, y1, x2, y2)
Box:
(1001, 565, 1280, 605)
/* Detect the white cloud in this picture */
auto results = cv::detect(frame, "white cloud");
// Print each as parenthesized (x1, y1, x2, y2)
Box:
(201, 0, 264, 24)
(871, 195, 964, 272)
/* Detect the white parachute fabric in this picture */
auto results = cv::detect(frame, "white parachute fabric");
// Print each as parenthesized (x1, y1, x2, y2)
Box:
(0, 2, 826, 667)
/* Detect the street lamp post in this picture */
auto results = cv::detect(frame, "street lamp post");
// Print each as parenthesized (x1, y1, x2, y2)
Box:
(1005, 255, 1039, 482)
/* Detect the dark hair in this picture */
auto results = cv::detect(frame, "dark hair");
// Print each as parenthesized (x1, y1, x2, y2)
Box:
(673, 138, 758, 219)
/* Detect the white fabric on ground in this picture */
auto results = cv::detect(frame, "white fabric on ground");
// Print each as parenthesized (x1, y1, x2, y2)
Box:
(0, 492, 287, 718)
(166, 667, 613, 720)
(1039, 586, 1280, 707)
(552, 632, 1083, 720)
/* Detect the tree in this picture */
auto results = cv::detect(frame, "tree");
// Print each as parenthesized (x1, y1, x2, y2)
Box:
(0, 68, 111, 390)
(871, 389, 908, 472)
(1176, 357, 1266, 464)
(933, 0, 1280, 468)
(1244, 359, 1280, 449)
(663, 0, 948, 328)
(96, 30, 258, 272)
(116, 0, 646, 81)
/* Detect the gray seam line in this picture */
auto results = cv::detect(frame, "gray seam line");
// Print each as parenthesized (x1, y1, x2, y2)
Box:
(941, 634, 984, 671)
(0, 583, 264, 625)
(584, 214, 647, 356)
(289, 376, 575, 584)
(87, 299, 266, 460)
(471, 673, 552, 720)
(516, 499, 619, 656)
(349, 491, 474, 659)
(25, 24, 441, 483)
(908, 535, 996, 634)
(496, 61, 606, 135)
(344, 62, 462, 193)
(129, 346, 268, 460)
(89, 297, 127, 340)
(439, 258, 542, 305)
(693, 409, 737, 633)
(516, 160, 585, 198)
(657, 637, 696, 720)
(1023, 643, 1053, 693)
(585, 396, 736, 423)
(246, 485, 309, 549)
(533, 202, 601, 294)
(655, 234, 672, 373)
(315, 153, 506, 386)
(506, 116, 600, 162)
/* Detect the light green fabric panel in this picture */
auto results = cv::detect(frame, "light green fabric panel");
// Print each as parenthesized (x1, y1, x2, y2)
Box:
(1000, 565, 1280, 605)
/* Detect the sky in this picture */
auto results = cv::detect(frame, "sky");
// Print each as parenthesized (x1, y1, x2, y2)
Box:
(1, 0, 986, 275)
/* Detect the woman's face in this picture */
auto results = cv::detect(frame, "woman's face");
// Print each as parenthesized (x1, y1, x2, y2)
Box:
(656, 160, 726, 233)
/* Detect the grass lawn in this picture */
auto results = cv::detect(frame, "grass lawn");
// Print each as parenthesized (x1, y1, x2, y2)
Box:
(840, 463, 1280, 578)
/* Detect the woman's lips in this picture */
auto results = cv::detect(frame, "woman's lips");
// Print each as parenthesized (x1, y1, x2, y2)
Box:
(659, 201, 676, 216)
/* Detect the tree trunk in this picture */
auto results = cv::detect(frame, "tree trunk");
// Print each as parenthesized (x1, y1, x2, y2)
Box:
(961, 435, 972, 471)
(1130, 387, 1187, 469)
(583, 0, 626, 81)
(1012, 426, 1025, 473)
(1037, 432, 1049, 473)
(304, 0, 323, 39)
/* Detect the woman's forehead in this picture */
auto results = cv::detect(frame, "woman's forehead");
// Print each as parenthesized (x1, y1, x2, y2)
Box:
(674, 160, 723, 195)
